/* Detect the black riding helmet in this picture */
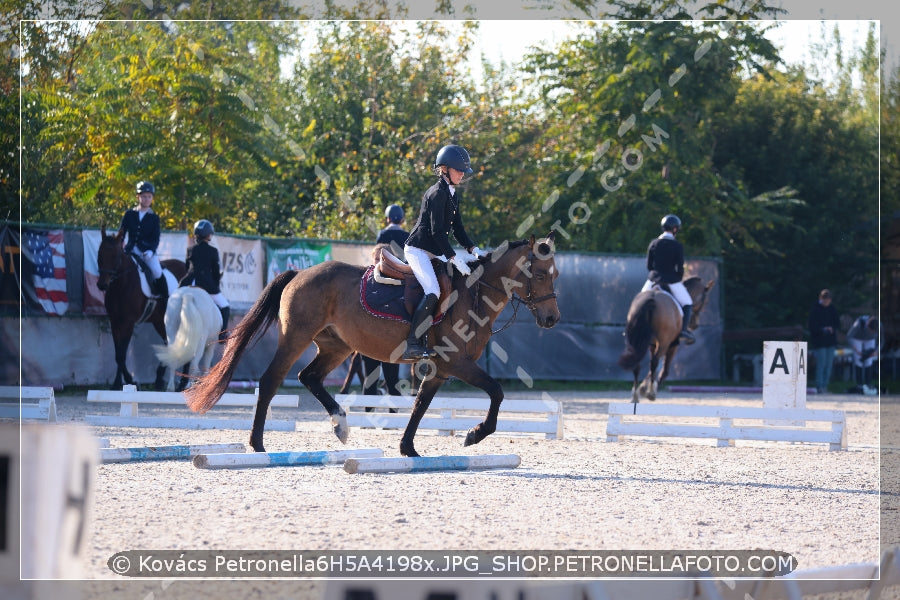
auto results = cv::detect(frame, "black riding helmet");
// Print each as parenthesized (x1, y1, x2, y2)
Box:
(385, 204, 404, 224)
(194, 219, 214, 238)
(661, 214, 681, 232)
(136, 181, 155, 195)
(435, 144, 473, 175)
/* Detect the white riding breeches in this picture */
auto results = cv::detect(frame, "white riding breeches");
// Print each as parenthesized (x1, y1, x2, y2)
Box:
(134, 249, 163, 279)
(404, 245, 441, 297)
(642, 279, 692, 307)
(210, 292, 229, 308)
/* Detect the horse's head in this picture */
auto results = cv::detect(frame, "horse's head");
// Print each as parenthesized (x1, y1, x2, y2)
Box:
(96, 226, 126, 292)
(685, 277, 715, 330)
(490, 231, 561, 329)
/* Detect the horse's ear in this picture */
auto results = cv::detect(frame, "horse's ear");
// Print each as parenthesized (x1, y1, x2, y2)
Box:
(546, 230, 556, 243)
(115, 227, 125, 243)
(706, 279, 716, 291)
(529, 234, 536, 248)
(100, 224, 107, 238)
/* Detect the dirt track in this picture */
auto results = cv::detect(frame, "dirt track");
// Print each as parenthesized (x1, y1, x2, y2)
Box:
(37, 388, 896, 598)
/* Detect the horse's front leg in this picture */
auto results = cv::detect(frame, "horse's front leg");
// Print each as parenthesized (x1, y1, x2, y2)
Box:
(400, 374, 443, 457)
(111, 321, 135, 388)
(447, 360, 504, 448)
(151, 313, 169, 390)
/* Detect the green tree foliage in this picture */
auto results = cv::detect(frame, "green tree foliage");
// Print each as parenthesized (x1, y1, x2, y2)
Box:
(10, 0, 884, 349)
(525, 19, 785, 256)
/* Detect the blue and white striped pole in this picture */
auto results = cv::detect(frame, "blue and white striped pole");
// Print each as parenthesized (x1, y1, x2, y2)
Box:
(193, 448, 384, 469)
(343, 454, 521, 474)
(100, 443, 245, 463)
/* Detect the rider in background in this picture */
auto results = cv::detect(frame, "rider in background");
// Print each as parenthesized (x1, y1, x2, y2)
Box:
(402, 144, 487, 360)
(120, 180, 167, 298)
(179, 219, 230, 341)
(641, 214, 695, 344)
(361, 204, 410, 395)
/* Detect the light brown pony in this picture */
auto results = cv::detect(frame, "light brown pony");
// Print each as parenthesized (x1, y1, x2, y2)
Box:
(617, 276, 715, 403)
(184, 233, 560, 457)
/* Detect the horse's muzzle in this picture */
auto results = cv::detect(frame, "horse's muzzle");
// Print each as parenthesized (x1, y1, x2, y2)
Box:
(537, 312, 560, 329)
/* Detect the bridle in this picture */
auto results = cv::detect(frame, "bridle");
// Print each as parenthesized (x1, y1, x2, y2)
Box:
(472, 247, 558, 335)
(98, 240, 129, 285)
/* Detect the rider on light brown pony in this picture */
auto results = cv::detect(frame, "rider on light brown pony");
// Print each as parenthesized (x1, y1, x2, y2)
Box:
(401, 144, 488, 360)
(641, 214, 695, 345)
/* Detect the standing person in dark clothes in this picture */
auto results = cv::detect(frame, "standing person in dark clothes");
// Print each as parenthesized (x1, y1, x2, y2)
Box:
(361, 204, 410, 396)
(641, 214, 694, 344)
(120, 180, 167, 297)
(808, 288, 840, 393)
(179, 219, 230, 341)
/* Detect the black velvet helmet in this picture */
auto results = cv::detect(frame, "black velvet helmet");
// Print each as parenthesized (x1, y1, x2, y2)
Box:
(661, 214, 682, 232)
(435, 144, 473, 174)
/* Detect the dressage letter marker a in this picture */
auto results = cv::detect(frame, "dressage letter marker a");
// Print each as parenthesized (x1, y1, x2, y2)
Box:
(192, 448, 384, 469)
(343, 453, 522, 474)
(100, 443, 245, 463)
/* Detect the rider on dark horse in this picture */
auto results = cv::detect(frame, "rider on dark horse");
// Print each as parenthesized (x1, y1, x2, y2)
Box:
(401, 144, 488, 360)
(641, 214, 695, 345)
(119, 180, 168, 298)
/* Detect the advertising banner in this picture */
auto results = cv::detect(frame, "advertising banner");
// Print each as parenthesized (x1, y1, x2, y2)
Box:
(265, 239, 332, 281)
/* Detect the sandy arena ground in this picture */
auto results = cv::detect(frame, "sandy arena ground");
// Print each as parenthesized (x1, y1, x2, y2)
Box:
(21, 387, 900, 599)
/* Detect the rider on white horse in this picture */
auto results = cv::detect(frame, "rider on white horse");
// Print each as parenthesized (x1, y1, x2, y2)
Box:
(179, 219, 230, 341)
(641, 214, 695, 345)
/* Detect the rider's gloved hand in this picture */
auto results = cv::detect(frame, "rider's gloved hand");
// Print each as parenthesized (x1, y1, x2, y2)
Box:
(450, 255, 472, 276)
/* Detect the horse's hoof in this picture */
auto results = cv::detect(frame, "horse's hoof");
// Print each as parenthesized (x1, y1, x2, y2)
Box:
(463, 429, 480, 447)
(250, 439, 266, 453)
(400, 443, 420, 458)
(331, 414, 349, 444)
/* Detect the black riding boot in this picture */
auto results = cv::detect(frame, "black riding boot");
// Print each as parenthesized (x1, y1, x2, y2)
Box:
(679, 304, 696, 345)
(154, 275, 168, 298)
(218, 306, 230, 342)
(402, 293, 439, 360)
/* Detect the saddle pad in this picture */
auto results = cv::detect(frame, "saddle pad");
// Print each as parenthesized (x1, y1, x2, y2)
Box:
(359, 266, 444, 325)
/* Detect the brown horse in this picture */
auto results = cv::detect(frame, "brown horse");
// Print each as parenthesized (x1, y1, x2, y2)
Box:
(96, 226, 186, 389)
(185, 233, 561, 457)
(617, 276, 715, 403)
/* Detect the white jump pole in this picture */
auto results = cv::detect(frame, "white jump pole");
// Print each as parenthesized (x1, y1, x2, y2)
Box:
(193, 448, 384, 469)
(343, 454, 522, 474)
(100, 443, 246, 463)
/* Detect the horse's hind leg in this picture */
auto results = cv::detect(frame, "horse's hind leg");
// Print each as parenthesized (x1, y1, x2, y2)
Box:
(250, 332, 317, 452)
(630, 366, 641, 403)
(298, 335, 353, 444)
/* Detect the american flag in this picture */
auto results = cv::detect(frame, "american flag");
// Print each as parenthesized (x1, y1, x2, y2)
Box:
(24, 229, 68, 315)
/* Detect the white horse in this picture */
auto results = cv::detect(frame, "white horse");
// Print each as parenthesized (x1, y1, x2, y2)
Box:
(153, 286, 223, 392)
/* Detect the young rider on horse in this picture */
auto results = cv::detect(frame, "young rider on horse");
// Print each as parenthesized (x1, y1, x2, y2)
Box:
(120, 180, 167, 298)
(401, 144, 487, 360)
(179, 219, 230, 341)
(641, 214, 695, 344)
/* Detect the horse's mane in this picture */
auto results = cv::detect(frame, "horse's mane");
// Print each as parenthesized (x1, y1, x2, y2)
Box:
(474, 239, 529, 266)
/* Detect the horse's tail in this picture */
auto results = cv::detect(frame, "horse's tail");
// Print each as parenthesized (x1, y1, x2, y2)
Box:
(184, 270, 299, 413)
(618, 296, 655, 371)
(156, 293, 207, 368)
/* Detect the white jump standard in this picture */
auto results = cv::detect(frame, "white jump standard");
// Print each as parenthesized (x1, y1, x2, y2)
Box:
(343, 453, 522, 474)
(192, 448, 384, 469)
(100, 442, 246, 463)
